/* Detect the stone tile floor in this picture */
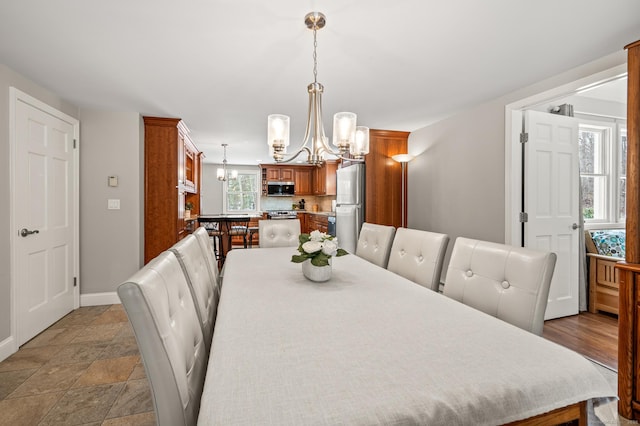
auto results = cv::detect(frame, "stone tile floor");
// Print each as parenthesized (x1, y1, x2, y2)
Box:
(0, 305, 154, 426)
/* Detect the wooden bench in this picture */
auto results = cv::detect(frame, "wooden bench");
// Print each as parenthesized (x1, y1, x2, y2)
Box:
(585, 229, 625, 315)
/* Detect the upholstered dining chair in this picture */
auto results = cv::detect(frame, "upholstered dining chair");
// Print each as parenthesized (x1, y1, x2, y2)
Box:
(387, 228, 450, 292)
(193, 226, 220, 283)
(117, 251, 207, 426)
(355, 222, 396, 268)
(169, 234, 219, 351)
(259, 219, 301, 248)
(442, 237, 557, 336)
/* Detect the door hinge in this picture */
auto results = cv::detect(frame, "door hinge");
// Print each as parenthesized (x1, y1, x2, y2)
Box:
(520, 132, 528, 143)
(73, 277, 77, 287)
(519, 212, 528, 223)
(73, 139, 77, 149)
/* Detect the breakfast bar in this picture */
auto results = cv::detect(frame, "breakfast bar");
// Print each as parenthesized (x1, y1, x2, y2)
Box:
(198, 247, 614, 425)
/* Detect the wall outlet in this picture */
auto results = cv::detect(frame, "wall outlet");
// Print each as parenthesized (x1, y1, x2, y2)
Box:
(107, 199, 120, 210)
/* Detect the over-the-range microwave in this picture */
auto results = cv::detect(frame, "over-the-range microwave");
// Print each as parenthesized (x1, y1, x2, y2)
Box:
(267, 181, 295, 196)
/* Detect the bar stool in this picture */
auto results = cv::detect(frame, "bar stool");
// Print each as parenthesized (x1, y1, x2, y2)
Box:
(247, 226, 259, 248)
(227, 218, 250, 249)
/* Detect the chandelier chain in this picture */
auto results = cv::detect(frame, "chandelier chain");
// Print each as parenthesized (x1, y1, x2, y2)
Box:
(313, 26, 318, 84)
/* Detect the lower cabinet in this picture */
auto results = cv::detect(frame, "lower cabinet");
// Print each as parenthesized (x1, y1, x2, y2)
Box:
(306, 214, 329, 234)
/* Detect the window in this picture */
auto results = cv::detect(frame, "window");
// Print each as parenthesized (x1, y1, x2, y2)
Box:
(579, 121, 626, 226)
(223, 171, 260, 214)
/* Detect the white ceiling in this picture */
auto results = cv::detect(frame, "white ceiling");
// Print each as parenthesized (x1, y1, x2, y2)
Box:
(1, 1, 639, 165)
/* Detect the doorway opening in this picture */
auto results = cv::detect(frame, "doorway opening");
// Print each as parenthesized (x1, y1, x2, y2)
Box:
(505, 65, 626, 372)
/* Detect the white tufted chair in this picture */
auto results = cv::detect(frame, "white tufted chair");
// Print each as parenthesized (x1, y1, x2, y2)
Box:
(117, 251, 207, 426)
(387, 228, 450, 292)
(355, 222, 396, 268)
(169, 233, 219, 351)
(259, 219, 301, 248)
(443, 237, 557, 336)
(192, 226, 221, 283)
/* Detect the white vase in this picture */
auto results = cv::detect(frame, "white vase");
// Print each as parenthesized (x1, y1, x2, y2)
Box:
(302, 259, 332, 282)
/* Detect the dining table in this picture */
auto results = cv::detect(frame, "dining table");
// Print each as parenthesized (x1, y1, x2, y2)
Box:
(197, 247, 614, 425)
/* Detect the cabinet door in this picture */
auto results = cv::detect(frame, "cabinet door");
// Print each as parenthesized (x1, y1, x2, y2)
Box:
(183, 140, 197, 193)
(313, 166, 326, 195)
(266, 168, 280, 181)
(324, 161, 337, 196)
(294, 168, 312, 195)
(280, 168, 294, 181)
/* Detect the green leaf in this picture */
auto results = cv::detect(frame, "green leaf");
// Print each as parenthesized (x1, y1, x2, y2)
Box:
(310, 252, 331, 267)
(291, 254, 308, 263)
(336, 248, 349, 257)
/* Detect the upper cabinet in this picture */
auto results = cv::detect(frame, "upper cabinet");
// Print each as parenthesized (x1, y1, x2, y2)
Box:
(183, 136, 199, 193)
(313, 160, 338, 196)
(143, 116, 202, 264)
(260, 163, 336, 196)
(265, 167, 294, 182)
(294, 167, 313, 195)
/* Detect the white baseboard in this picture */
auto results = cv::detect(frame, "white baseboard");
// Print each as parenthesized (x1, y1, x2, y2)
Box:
(80, 292, 121, 306)
(0, 335, 17, 363)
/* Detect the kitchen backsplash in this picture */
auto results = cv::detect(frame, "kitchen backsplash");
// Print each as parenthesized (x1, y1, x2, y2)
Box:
(261, 195, 334, 212)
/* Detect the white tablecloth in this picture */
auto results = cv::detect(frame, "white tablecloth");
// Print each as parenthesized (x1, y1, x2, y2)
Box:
(198, 247, 614, 425)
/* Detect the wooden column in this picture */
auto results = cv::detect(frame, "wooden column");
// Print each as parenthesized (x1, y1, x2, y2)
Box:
(626, 40, 640, 264)
(618, 39, 640, 420)
(364, 130, 410, 227)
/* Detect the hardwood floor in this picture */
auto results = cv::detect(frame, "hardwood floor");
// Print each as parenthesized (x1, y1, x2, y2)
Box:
(543, 311, 618, 371)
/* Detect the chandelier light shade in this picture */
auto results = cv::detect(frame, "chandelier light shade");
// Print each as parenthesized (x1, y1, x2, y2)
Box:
(266, 12, 367, 165)
(217, 143, 237, 182)
(352, 126, 370, 158)
(267, 114, 290, 159)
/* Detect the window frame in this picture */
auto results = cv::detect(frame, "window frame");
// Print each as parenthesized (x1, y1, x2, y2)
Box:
(222, 170, 261, 214)
(580, 119, 627, 229)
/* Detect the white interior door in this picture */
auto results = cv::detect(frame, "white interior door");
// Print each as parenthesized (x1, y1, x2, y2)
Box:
(524, 110, 580, 320)
(12, 89, 79, 346)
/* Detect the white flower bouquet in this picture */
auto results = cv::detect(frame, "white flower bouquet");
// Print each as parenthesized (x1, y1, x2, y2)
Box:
(291, 230, 348, 267)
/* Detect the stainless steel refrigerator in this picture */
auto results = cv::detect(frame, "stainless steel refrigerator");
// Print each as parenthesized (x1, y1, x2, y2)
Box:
(335, 163, 365, 254)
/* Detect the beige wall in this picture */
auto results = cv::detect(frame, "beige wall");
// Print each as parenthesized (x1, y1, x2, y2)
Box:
(407, 51, 627, 281)
(0, 64, 79, 343)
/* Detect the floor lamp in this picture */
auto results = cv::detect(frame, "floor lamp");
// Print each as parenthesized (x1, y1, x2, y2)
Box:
(392, 154, 414, 228)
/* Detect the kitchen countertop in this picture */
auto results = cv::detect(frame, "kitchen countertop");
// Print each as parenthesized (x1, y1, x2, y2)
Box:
(295, 210, 335, 217)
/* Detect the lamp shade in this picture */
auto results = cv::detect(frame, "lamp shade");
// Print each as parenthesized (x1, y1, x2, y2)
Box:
(267, 114, 290, 152)
(217, 168, 226, 180)
(332, 112, 356, 151)
(392, 153, 414, 163)
(352, 126, 370, 157)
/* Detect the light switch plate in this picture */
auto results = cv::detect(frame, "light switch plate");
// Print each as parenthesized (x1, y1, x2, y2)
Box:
(108, 175, 118, 187)
(108, 199, 120, 210)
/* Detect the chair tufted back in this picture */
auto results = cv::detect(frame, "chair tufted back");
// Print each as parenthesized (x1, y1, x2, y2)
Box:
(117, 251, 207, 426)
(170, 234, 219, 351)
(193, 226, 221, 283)
(387, 228, 450, 292)
(259, 219, 301, 248)
(443, 237, 557, 335)
(355, 222, 396, 268)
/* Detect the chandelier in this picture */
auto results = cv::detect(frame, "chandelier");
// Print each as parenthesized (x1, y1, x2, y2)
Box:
(267, 12, 369, 165)
(217, 143, 237, 181)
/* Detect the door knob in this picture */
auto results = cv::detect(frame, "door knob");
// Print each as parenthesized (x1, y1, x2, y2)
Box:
(20, 228, 39, 237)
(572, 223, 581, 230)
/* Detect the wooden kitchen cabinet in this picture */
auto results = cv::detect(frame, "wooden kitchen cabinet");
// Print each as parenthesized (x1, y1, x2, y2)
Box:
(312, 160, 338, 195)
(265, 167, 294, 181)
(294, 168, 313, 195)
(306, 213, 329, 234)
(143, 116, 202, 264)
